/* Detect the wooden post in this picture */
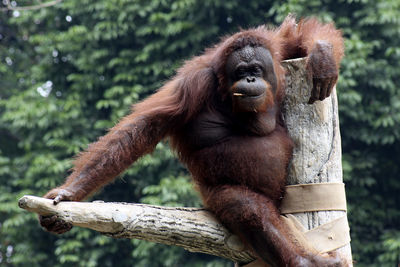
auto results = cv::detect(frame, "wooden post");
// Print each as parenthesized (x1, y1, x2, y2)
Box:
(282, 58, 352, 265)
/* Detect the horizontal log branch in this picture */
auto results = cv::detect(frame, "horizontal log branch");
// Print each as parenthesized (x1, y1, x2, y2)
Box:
(18, 195, 255, 264)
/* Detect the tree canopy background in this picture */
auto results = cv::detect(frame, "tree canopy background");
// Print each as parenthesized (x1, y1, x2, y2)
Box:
(1, 0, 399, 266)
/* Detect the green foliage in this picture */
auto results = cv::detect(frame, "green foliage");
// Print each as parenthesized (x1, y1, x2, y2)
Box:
(141, 175, 201, 207)
(0, 0, 399, 266)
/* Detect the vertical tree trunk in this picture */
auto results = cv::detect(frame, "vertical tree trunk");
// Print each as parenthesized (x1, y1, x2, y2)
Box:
(281, 58, 353, 265)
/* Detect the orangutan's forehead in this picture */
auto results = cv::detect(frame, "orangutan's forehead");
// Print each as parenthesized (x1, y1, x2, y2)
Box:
(237, 46, 256, 62)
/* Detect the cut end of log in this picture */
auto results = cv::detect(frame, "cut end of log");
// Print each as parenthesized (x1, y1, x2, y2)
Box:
(18, 195, 29, 209)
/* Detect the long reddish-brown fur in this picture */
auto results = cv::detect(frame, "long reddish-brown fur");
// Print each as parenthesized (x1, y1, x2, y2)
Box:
(42, 16, 345, 266)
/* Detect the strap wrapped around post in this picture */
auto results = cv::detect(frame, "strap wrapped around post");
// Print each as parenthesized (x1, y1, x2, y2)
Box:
(280, 183, 347, 214)
(241, 182, 351, 267)
(282, 214, 351, 254)
(280, 183, 350, 254)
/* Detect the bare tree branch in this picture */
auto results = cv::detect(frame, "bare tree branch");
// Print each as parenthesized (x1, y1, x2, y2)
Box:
(18, 195, 256, 264)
